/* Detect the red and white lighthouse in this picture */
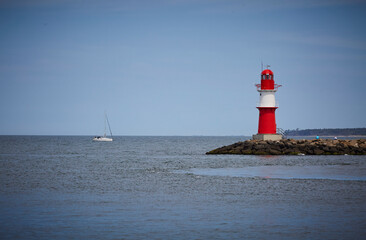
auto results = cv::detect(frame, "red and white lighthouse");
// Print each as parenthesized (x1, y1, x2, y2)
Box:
(253, 68, 283, 141)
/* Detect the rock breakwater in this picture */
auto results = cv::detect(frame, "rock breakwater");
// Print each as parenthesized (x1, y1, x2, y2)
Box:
(206, 139, 366, 155)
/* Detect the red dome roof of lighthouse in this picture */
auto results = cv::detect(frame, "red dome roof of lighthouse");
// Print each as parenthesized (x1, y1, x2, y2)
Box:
(261, 69, 273, 75)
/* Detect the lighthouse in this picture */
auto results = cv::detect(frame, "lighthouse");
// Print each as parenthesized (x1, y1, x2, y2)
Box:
(253, 68, 283, 141)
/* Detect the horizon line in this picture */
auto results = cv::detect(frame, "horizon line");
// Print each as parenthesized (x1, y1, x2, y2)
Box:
(0, 134, 250, 137)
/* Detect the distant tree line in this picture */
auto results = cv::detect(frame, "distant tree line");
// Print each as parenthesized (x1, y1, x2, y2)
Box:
(284, 128, 366, 136)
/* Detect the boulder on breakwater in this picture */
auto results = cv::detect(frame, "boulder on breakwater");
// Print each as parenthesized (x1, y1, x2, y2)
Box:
(206, 139, 366, 155)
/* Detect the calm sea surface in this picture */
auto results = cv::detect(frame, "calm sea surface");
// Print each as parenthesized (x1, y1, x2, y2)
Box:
(0, 136, 365, 239)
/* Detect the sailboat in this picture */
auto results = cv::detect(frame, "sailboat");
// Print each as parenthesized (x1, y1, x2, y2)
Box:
(93, 113, 113, 142)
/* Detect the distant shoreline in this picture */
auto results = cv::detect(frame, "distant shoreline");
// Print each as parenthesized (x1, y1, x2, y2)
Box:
(284, 128, 366, 137)
(287, 135, 366, 138)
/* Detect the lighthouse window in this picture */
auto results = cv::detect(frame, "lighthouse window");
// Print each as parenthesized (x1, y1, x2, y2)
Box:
(269, 75, 272, 80)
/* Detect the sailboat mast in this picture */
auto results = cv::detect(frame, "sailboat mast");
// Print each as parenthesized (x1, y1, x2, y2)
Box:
(104, 113, 107, 137)
(106, 114, 113, 138)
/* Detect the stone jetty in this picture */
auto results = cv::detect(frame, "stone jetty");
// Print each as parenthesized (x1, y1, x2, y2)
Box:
(206, 139, 366, 155)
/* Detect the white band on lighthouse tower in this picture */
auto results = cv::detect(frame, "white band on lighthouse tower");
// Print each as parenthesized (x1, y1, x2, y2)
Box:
(258, 91, 277, 107)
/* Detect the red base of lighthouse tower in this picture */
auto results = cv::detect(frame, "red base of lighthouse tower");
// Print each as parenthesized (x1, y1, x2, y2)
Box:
(257, 107, 277, 134)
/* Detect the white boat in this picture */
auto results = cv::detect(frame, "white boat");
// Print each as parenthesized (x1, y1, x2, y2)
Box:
(93, 136, 113, 142)
(93, 113, 113, 142)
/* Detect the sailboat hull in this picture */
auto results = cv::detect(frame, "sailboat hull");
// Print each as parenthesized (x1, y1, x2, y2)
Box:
(93, 137, 113, 142)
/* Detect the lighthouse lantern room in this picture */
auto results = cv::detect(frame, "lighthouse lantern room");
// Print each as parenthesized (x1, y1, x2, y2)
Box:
(253, 68, 283, 141)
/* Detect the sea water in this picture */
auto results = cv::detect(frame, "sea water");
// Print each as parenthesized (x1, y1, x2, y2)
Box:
(0, 136, 365, 239)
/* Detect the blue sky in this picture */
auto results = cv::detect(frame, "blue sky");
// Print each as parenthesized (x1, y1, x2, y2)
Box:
(1, 0, 365, 135)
